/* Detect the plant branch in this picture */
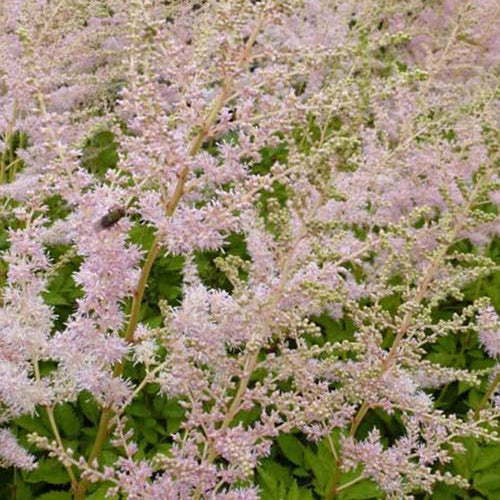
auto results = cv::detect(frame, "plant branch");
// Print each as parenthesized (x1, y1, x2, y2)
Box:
(33, 360, 78, 492)
(475, 371, 500, 420)
(73, 15, 266, 500)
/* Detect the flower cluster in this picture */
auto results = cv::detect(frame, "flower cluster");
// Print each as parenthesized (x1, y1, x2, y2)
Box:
(0, 0, 499, 499)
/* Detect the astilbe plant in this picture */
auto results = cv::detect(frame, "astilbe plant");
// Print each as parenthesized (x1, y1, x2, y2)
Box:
(0, 0, 499, 499)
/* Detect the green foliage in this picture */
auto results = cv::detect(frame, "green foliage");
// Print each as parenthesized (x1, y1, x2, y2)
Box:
(258, 432, 382, 500)
(80, 130, 119, 178)
(1, 111, 499, 500)
(36, 492, 72, 500)
(128, 222, 184, 326)
(310, 314, 356, 345)
(446, 438, 500, 499)
(24, 458, 70, 485)
(277, 434, 305, 467)
(43, 245, 83, 328)
(86, 483, 118, 500)
(3, 232, 498, 500)
(256, 237, 500, 500)
(78, 391, 100, 425)
(14, 414, 51, 438)
(54, 404, 82, 439)
(0, 130, 27, 184)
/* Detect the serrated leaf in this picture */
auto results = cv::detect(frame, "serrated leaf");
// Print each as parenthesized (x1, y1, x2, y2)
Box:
(54, 403, 81, 438)
(277, 434, 305, 467)
(296, 488, 314, 500)
(472, 445, 500, 471)
(304, 447, 334, 494)
(338, 479, 382, 499)
(259, 460, 293, 486)
(142, 427, 158, 444)
(161, 399, 185, 419)
(166, 417, 183, 434)
(42, 291, 69, 306)
(127, 401, 150, 418)
(474, 471, 500, 496)
(164, 256, 184, 270)
(78, 391, 100, 424)
(14, 414, 50, 436)
(25, 458, 69, 485)
(286, 480, 300, 500)
(258, 466, 279, 498)
(86, 482, 117, 500)
(292, 467, 310, 478)
(37, 492, 72, 500)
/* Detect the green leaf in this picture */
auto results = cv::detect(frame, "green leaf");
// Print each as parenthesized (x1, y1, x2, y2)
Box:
(130, 224, 155, 251)
(472, 445, 500, 471)
(144, 314, 163, 327)
(233, 406, 261, 427)
(143, 417, 157, 428)
(292, 467, 310, 478)
(37, 492, 72, 500)
(14, 414, 50, 436)
(78, 391, 100, 424)
(166, 417, 183, 434)
(452, 452, 472, 480)
(286, 480, 300, 500)
(467, 389, 482, 409)
(86, 482, 117, 500)
(295, 488, 314, 500)
(142, 427, 158, 444)
(54, 403, 81, 438)
(258, 466, 279, 499)
(277, 434, 305, 467)
(152, 396, 165, 415)
(81, 130, 118, 177)
(259, 460, 293, 486)
(42, 291, 70, 306)
(164, 256, 184, 270)
(338, 479, 382, 499)
(473, 471, 500, 496)
(157, 282, 182, 301)
(11, 477, 33, 500)
(99, 451, 118, 467)
(155, 443, 172, 456)
(427, 483, 460, 500)
(25, 458, 70, 485)
(258, 462, 293, 500)
(457, 381, 470, 396)
(304, 446, 334, 494)
(379, 294, 401, 315)
(127, 401, 150, 418)
(161, 399, 185, 419)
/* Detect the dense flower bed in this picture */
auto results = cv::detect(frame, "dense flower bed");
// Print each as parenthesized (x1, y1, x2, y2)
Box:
(0, 1, 498, 499)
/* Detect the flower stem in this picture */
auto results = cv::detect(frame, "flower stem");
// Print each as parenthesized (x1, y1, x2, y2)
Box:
(74, 238, 162, 499)
(350, 402, 370, 437)
(324, 453, 342, 500)
(74, 26, 244, 499)
(33, 360, 78, 492)
(475, 371, 500, 420)
(336, 475, 364, 493)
